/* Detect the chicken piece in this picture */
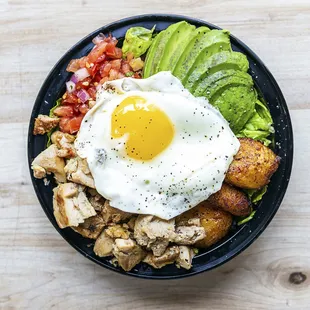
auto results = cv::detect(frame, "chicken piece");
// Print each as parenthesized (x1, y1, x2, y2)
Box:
(32, 165, 46, 179)
(88, 195, 105, 212)
(101, 200, 132, 224)
(113, 238, 146, 271)
(64, 156, 95, 188)
(174, 225, 206, 245)
(177, 201, 232, 248)
(208, 183, 251, 216)
(32, 144, 66, 183)
(33, 114, 59, 135)
(94, 231, 114, 257)
(71, 214, 105, 239)
(105, 224, 130, 239)
(51, 131, 76, 158)
(127, 217, 137, 231)
(225, 138, 280, 189)
(176, 246, 195, 270)
(134, 215, 176, 256)
(143, 246, 180, 269)
(53, 183, 96, 228)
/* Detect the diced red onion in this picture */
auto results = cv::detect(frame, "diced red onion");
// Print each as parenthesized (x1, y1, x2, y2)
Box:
(92, 33, 106, 45)
(70, 68, 90, 83)
(77, 89, 90, 103)
(66, 81, 76, 93)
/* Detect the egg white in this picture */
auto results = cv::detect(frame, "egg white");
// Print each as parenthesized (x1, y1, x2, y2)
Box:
(75, 72, 240, 219)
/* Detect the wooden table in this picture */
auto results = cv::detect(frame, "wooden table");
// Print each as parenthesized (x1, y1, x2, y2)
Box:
(1, 1, 310, 309)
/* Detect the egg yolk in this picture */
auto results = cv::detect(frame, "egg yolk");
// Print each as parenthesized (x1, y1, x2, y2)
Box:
(111, 96, 174, 160)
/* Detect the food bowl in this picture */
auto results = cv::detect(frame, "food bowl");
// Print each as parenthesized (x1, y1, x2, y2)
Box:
(28, 14, 293, 279)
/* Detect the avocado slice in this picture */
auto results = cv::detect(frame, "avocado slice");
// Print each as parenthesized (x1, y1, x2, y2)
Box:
(197, 71, 253, 101)
(157, 21, 196, 72)
(143, 22, 186, 78)
(212, 86, 257, 133)
(207, 73, 254, 103)
(143, 31, 165, 78)
(185, 51, 249, 92)
(170, 26, 210, 78)
(174, 29, 232, 84)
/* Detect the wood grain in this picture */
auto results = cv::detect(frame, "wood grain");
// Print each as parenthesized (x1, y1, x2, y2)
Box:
(1, 0, 310, 309)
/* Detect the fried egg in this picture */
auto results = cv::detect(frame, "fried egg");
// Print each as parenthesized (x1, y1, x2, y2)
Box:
(75, 72, 240, 219)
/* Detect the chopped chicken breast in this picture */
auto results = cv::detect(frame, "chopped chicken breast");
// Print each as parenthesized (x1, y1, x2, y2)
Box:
(105, 224, 130, 239)
(101, 200, 132, 224)
(174, 225, 206, 245)
(94, 231, 114, 257)
(51, 131, 76, 158)
(143, 246, 180, 269)
(176, 246, 195, 270)
(32, 144, 66, 183)
(64, 156, 95, 188)
(33, 114, 59, 135)
(134, 215, 176, 256)
(113, 238, 146, 271)
(71, 214, 105, 239)
(53, 183, 96, 228)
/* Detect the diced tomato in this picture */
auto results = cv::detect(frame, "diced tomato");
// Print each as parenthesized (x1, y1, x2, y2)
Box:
(106, 43, 122, 59)
(109, 69, 118, 80)
(62, 93, 79, 105)
(100, 62, 112, 77)
(59, 117, 71, 133)
(67, 116, 84, 134)
(75, 77, 92, 90)
(66, 59, 80, 72)
(53, 106, 74, 117)
(79, 56, 88, 68)
(78, 104, 90, 114)
(121, 62, 131, 74)
(88, 87, 97, 99)
(110, 59, 122, 70)
(87, 41, 107, 63)
(60, 116, 83, 134)
(95, 54, 106, 64)
(100, 77, 108, 84)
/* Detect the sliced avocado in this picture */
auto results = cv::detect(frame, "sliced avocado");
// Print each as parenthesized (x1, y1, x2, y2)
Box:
(194, 69, 237, 96)
(171, 26, 210, 78)
(203, 71, 253, 101)
(185, 51, 249, 92)
(157, 21, 196, 72)
(174, 29, 232, 84)
(143, 22, 185, 77)
(212, 86, 257, 133)
(143, 31, 165, 78)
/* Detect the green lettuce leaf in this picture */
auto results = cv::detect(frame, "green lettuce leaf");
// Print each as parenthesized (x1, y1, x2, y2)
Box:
(244, 185, 268, 204)
(46, 98, 62, 146)
(122, 26, 155, 58)
(237, 100, 274, 146)
(237, 210, 256, 225)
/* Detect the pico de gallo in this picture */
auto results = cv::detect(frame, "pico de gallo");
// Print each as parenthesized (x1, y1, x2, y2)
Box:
(53, 34, 144, 134)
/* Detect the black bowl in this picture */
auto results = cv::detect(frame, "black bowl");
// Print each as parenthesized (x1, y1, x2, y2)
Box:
(28, 14, 293, 279)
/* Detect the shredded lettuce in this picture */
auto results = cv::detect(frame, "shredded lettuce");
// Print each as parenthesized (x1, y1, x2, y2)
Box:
(122, 26, 155, 57)
(46, 98, 62, 146)
(237, 100, 274, 146)
(238, 186, 267, 225)
(244, 185, 268, 204)
(237, 210, 256, 225)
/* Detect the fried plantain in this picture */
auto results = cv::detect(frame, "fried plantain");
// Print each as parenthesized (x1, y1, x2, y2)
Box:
(176, 201, 232, 248)
(225, 138, 280, 189)
(208, 183, 251, 216)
